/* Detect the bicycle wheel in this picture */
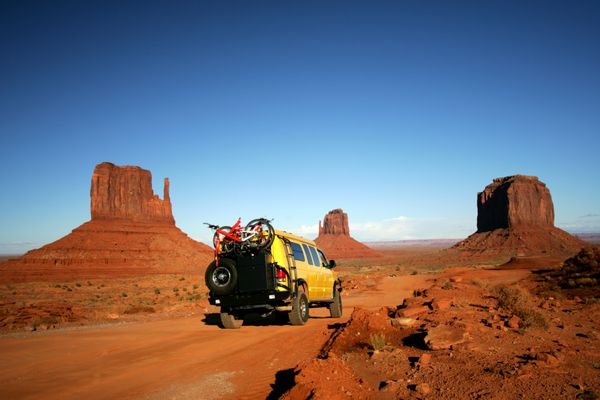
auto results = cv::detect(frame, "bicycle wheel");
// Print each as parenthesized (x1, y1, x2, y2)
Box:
(242, 219, 275, 250)
(213, 226, 235, 254)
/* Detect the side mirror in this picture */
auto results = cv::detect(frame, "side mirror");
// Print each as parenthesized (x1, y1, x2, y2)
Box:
(328, 260, 336, 269)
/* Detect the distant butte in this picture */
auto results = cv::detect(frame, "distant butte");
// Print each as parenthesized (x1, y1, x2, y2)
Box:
(0, 162, 212, 283)
(315, 209, 381, 259)
(453, 175, 586, 257)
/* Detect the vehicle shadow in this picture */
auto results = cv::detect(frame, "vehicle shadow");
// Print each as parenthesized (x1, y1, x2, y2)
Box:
(201, 312, 292, 327)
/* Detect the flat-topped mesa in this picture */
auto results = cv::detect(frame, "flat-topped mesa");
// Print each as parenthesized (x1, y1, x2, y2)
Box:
(90, 162, 174, 224)
(319, 208, 350, 236)
(477, 175, 554, 232)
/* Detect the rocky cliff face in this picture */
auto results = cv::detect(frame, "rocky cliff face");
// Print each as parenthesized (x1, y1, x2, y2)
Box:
(315, 208, 380, 259)
(0, 162, 212, 283)
(319, 209, 350, 236)
(454, 175, 585, 257)
(477, 175, 554, 232)
(91, 162, 174, 223)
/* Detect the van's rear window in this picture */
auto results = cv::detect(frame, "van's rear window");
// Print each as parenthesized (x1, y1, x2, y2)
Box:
(289, 242, 305, 262)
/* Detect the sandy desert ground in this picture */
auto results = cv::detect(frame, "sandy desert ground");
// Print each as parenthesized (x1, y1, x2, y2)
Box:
(0, 246, 598, 399)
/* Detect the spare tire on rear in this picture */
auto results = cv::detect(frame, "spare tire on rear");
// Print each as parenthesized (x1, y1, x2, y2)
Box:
(205, 258, 238, 295)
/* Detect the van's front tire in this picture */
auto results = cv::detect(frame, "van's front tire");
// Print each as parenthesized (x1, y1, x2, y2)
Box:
(329, 287, 342, 318)
(220, 311, 243, 329)
(289, 291, 309, 326)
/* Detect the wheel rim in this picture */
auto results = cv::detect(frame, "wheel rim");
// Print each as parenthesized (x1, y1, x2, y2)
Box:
(300, 297, 308, 319)
(212, 267, 231, 287)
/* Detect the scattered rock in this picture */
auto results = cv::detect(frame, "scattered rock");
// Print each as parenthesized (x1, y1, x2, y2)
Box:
(535, 352, 561, 366)
(425, 325, 468, 350)
(507, 315, 521, 329)
(418, 353, 432, 366)
(414, 383, 432, 395)
(391, 317, 416, 328)
(430, 298, 452, 311)
(397, 305, 430, 319)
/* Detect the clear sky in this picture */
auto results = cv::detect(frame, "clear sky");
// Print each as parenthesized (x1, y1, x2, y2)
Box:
(1, 1, 599, 253)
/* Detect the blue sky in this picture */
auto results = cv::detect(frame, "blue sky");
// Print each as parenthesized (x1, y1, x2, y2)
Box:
(1, 1, 599, 253)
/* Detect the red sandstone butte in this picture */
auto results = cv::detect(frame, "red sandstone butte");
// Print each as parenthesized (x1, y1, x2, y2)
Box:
(315, 209, 381, 260)
(0, 162, 212, 283)
(91, 162, 174, 223)
(454, 175, 585, 257)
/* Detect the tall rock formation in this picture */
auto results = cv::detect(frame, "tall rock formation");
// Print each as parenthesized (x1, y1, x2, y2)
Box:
(90, 162, 174, 223)
(454, 175, 585, 257)
(0, 163, 213, 283)
(477, 175, 554, 232)
(315, 209, 380, 260)
(319, 209, 350, 236)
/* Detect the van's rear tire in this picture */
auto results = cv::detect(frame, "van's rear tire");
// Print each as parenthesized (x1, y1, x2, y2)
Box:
(329, 287, 342, 318)
(205, 258, 238, 295)
(289, 291, 309, 326)
(220, 311, 243, 329)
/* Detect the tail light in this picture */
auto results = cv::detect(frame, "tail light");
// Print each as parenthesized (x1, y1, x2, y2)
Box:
(276, 268, 287, 282)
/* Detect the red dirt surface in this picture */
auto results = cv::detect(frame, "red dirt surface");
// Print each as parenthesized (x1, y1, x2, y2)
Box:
(282, 266, 600, 399)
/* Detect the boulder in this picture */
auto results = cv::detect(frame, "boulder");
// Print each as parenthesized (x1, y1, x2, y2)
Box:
(424, 324, 468, 350)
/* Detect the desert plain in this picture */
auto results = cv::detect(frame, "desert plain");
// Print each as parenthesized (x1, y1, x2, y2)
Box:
(0, 165, 598, 400)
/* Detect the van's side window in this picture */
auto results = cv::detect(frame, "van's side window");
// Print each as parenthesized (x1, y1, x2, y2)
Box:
(302, 244, 314, 265)
(317, 249, 328, 267)
(309, 246, 321, 267)
(289, 242, 305, 262)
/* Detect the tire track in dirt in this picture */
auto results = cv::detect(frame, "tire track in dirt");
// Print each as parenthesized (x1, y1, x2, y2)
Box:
(0, 274, 433, 400)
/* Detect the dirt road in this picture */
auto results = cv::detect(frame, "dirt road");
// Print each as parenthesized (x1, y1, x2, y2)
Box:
(0, 269, 528, 399)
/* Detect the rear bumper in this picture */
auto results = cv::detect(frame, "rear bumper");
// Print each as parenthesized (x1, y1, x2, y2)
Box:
(209, 290, 291, 308)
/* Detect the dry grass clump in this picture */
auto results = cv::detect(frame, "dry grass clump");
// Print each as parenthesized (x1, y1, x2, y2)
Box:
(492, 284, 548, 329)
(369, 333, 387, 351)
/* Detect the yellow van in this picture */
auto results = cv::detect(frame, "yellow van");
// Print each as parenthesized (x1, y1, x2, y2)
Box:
(205, 230, 342, 329)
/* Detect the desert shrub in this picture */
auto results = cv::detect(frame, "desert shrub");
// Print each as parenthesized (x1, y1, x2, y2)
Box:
(87, 281, 93, 286)
(410, 270, 418, 275)
(121, 292, 128, 297)
(172, 287, 179, 292)
(439, 279, 454, 290)
(179, 277, 185, 281)
(123, 306, 155, 314)
(182, 288, 187, 292)
(32, 317, 59, 329)
(154, 288, 161, 295)
(193, 284, 199, 289)
(187, 294, 201, 301)
(369, 333, 387, 351)
(492, 284, 548, 328)
(75, 282, 82, 287)
(470, 278, 488, 289)
(54, 284, 61, 288)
